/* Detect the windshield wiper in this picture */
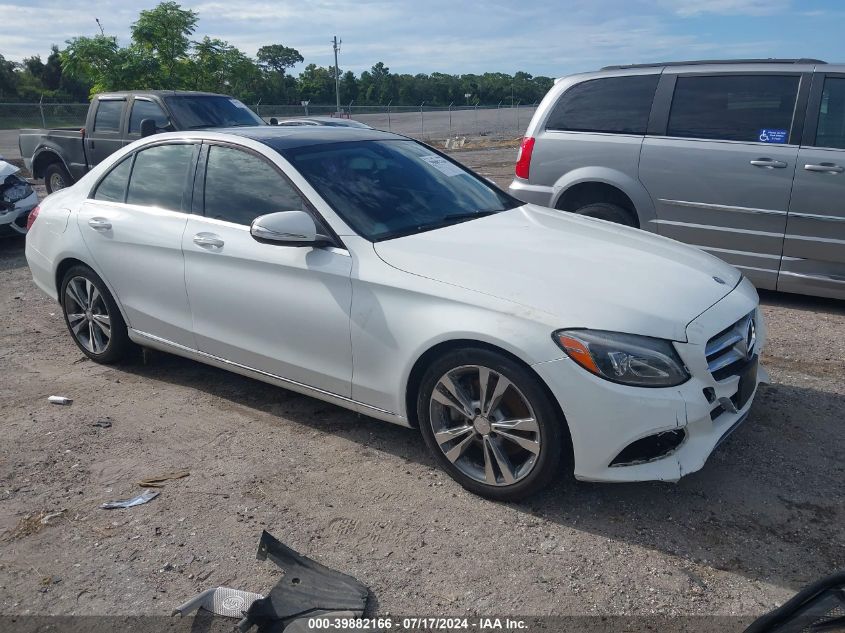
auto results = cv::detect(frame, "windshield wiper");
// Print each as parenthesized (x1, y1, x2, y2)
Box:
(376, 210, 498, 241)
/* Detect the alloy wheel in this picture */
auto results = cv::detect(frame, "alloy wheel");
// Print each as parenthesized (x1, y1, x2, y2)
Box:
(64, 276, 111, 355)
(429, 364, 541, 486)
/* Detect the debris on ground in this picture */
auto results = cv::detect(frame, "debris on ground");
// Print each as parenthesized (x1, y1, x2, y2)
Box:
(92, 418, 112, 428)
(48, 395, 73, 405)
(173, 530, 369, 631)
(137, 469, 189, 488)
(3, 509, 66, 541)
(100, 489, 159, 510)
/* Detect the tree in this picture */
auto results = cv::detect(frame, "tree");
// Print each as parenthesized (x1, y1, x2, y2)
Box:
(257, 45, 303, 76)
(130, 1, 198, 88)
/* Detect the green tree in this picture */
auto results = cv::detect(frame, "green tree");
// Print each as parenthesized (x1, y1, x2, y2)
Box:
(130, 1, 198, 88)
(257, 45, 303, 76)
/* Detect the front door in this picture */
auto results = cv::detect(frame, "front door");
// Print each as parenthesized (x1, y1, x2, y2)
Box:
(639, 73, 805, 289)
(182, 143, 354, 396)
(781, 73, 845, 299)
(77, 142, 198, 347)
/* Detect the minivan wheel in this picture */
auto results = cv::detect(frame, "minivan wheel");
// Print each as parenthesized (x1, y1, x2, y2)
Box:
(417, 348, 565, 500)
(574, 202, 635, 227)
(44, 162, 73, 194)
(60, 265, 130, 364)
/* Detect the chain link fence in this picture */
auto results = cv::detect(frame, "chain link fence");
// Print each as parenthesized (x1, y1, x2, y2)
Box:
(1, 102, 537, 142)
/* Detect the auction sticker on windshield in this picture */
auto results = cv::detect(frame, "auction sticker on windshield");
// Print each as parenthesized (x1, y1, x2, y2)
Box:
(420, 154, 464, 177)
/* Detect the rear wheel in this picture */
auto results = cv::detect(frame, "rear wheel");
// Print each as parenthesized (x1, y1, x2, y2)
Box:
(60, 265, 130, 363)
(574, 202, 635, 227)
(44, 162, 72, 194)
(417, 348, 565, 500)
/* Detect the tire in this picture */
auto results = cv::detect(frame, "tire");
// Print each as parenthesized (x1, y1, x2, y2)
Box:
(60, 265, 130, 364)
(574, 202, 635, 227)
(44, 162, 73, 194)
(417, 347, 566, 500)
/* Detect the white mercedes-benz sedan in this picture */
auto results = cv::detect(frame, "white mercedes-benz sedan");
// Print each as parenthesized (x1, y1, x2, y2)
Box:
(25, 127, 767, 499)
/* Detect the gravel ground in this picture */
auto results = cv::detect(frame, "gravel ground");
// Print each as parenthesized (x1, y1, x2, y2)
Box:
(0, 149, 843, 627)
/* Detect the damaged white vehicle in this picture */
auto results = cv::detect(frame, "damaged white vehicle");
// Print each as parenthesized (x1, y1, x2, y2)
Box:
(25, 127, 768, 500)
(0, 156, 38, 236)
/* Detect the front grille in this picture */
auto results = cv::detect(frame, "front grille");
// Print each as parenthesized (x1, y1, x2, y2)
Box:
(705, 311, 756, 381)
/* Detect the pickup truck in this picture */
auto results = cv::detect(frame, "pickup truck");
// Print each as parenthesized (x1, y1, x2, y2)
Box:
(19, 90, 265, 193)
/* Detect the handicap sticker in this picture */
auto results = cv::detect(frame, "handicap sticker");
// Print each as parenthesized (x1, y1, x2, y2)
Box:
(758, 129, 788, 144)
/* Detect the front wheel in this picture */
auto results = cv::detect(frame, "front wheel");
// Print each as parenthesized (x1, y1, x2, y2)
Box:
(44, 162, 73, 194)
(417, 348, 566, 500)
(60, 265, 130, 363)
(574, 202, 636, 227)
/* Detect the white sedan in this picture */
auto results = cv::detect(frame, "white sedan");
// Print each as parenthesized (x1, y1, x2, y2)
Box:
(25, 127, 767, 499)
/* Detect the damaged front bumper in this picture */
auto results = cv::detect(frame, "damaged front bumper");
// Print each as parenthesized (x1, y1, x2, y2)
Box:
(533, 277, 768, 483)
(1, 159, 38, 235)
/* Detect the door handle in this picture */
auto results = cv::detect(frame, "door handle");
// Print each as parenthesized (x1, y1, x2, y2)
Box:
(193, 233, 224, 248)
(88, 217, 112, 231)
(749, 158, 788, 169)
(804, 163, 844, 174)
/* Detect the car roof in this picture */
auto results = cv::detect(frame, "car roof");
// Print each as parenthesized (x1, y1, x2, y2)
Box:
(96, 90, 230, 99)
(223, 125, 407, 150)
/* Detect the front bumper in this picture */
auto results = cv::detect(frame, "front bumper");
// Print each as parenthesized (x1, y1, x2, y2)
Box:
(533, 277, 767, 483)
(0, 190, 37, 235)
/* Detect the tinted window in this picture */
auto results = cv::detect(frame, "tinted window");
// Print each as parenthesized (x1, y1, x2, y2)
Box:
(668, 75, 800, 142)
(203, 146, 306, 225)
(92, 156, 132, 202)
(126, 144, 194, 211)
(815, 77, 845, 150)
(93, 100, 123, 132)
(129, 100, 169, 134)
(164, 96, 264, 129)
(546, 75, 659, 134)
(284, 140, 519, 241)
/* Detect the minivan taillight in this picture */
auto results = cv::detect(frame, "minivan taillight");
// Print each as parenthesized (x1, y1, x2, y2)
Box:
(26, 205, 40, 231)
(515, 136, 535, 180)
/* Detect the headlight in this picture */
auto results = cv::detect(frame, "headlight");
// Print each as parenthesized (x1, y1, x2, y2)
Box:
(552, 329, 690, 387)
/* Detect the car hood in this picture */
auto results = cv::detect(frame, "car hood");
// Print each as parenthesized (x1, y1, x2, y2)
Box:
(373, 205, 741, 341)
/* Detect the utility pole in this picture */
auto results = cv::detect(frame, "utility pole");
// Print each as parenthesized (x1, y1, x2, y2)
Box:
(332, 35, 342, 116)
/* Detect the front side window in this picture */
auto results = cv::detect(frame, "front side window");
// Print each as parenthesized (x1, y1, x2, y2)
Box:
(92, 156, 132, 202)
(203, 145, 306, 225)
(815, 77, 845, 150)
(126, 144, 195, 211)
(129, 100, 169, 134)
(93, 100, 123, 132)
(668, 75, 800, 143)
(546, 75, 659, 134)
(283, 139, 519, 241)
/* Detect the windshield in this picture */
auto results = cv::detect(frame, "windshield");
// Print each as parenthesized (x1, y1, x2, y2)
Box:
(164, 96, 264, 129)
(283, 140, 519, 241)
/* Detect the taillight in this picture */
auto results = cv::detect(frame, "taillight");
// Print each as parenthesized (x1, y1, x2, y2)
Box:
(26, 205, 40, 231)
(515, 136, 535, 180)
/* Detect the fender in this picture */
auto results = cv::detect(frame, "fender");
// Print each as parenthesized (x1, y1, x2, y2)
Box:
(31, 146, 78, 180)
(550, 166, 657, 227)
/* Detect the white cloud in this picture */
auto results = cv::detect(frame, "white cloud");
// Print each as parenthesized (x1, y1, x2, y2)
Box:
(658, 0, 792, 17)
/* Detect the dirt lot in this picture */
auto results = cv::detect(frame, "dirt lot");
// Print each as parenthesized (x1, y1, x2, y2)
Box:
(0, 148, 843, 627)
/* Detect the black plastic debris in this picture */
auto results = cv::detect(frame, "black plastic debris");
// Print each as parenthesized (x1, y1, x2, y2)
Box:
(173, 530, 369, 632)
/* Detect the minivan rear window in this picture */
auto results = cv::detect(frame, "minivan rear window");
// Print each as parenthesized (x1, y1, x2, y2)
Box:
(545, 75, 659, 135)
(667, 75, 800, 143)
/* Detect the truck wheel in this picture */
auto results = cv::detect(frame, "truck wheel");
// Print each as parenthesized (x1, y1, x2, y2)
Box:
(574, 202, 636, 227)
(44, 162, 73, 194)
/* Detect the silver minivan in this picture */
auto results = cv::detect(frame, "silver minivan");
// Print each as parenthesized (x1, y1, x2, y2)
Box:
(509, 59, 845, 300)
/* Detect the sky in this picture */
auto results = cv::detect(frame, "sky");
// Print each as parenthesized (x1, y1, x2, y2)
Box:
(1, 0, 843, 77)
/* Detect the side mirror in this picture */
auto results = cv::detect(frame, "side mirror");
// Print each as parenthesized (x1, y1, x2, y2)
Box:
(251, 210, 322, 246)
(139, 118, 158, 138)
(269, 117, 279, 126)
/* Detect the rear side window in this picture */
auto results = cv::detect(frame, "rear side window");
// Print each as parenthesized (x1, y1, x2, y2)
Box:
(546, 75, 659, 134)
(129, 100, 169, 134)
(126, 144, 194, 212)
(93, 100, 123, 132)
(203, 145, 306, 225)
(668, 75, 800, 143)
(815, 77, 845, 150)
(92, 156, 132, 202)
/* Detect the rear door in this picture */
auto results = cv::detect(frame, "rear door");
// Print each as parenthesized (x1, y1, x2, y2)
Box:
(86, 97, 127, 166)
(77, 141, 199, 347)
(780, 72, 845, 299)
(639, 71, 809, 289)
